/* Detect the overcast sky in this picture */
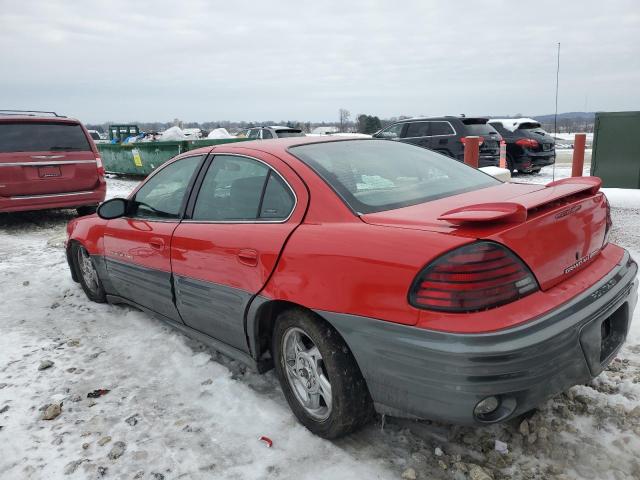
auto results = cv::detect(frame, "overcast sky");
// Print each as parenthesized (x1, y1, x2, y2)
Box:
(1, 0, 638, 123)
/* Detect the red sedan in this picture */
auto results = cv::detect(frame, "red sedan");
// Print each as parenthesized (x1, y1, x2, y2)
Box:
(66, 137, 638, 438)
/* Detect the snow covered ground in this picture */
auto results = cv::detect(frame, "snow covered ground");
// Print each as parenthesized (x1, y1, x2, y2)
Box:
(1, 168, 639, 480)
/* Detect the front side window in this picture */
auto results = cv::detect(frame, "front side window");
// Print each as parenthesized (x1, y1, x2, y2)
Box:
(261, 129, 273, 139)
(377, 123, 404, 139)
(290, 140, 498, 214)
(192, 155, 295, 221)
(405, 122, 431, 138)
(248, 129, 261, 139)
(130, 155, 203, 220)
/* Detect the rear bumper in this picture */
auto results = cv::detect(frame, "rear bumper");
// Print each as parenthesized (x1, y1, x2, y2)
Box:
(513, 152, 556, 170)
(320, 250, 638, 425)
(0, 181, 106, 213)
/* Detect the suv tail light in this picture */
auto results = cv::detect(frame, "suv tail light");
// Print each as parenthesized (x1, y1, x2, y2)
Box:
(515, 138, 539, 149)
(460, 137, 484, 146)
(409, 242, 539, 312)
(96, 157, 105, 177)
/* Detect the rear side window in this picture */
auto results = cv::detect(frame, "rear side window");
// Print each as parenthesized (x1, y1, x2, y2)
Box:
(192, 155, 295, 221)
(0, 122, 92, 153)
(430, 121, 455, 136)
(262, 129, 273, 139)
(290, 140, 498, 214)
(405, 122, 430, 137)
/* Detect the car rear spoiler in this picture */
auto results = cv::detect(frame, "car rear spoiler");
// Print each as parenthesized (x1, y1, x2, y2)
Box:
(438, 177, 602, 224)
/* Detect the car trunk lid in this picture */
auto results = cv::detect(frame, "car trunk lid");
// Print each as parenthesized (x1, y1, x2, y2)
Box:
(361, 177, 607, 291)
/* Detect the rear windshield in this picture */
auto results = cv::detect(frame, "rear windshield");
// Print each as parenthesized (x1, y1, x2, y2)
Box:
(290, 140, 499, 214)
(517, 122, 542, 130)
(0, 122, 92, 153)
(464, 123, 499, 135)
(275, 129, 305, 138)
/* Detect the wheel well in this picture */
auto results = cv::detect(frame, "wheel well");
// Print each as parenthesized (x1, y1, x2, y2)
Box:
(252, 300, 335, 373)
(66, 239, 80, 283)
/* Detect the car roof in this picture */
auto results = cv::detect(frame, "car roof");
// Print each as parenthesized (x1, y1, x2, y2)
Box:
(390, 116, 489, 124)
(0, 114, 80, 124)
(182, 136, 370, 159)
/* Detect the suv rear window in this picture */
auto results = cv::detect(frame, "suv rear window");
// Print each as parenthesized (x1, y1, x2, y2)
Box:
(464, 123, 498, 135)
(290, 140, 498, 214)
(517, 122, 542, 130)
(0, 122, 92, 153)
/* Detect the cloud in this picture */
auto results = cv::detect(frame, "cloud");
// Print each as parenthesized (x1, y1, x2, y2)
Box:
(0, 0, 638, 122)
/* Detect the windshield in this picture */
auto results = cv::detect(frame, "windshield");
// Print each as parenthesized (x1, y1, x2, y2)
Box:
(0, 122, 92, 152)
(276, 130, 305, 138)
(290, 140, 499, 214)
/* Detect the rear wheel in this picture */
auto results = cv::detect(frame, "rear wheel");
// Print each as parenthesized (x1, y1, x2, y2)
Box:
(273, 309, 373, 439)
(71, 242, 106, 303)
(76, 205, 97, 216)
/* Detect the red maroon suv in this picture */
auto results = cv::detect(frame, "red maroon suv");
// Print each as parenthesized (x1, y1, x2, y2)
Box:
(0, 111, 106, 215)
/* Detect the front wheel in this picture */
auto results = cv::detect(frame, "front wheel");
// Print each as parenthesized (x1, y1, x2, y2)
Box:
(71, 242, 106, 303)
(273, 309, 373, 439)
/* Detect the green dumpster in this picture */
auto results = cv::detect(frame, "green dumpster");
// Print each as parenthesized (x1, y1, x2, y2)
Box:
(98, 138, 250, 176)
(591, 111, 640, 189)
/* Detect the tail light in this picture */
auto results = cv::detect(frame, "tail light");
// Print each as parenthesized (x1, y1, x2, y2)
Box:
(515, 138, 539, 149)
(603, 196, 612, 246)
(96, 157, 105, 177)
(409, 242, 539, 312)
(460, 137, 484, 146)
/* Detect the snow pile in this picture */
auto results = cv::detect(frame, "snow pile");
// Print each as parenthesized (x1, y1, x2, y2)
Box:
(479, 166, 511, 182)
(158, 126, 189, 141)
(207, 128, 234, 139)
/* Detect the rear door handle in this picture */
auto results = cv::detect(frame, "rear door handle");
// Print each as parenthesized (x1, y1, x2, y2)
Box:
(237, 249, 258, 267)
(149, 237, 165, 251)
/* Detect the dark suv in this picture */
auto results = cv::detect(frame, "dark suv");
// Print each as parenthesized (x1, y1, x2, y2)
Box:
(488, 119, 555, 174)
(0, 110, 106, 215)
(373, 116, 502, 167)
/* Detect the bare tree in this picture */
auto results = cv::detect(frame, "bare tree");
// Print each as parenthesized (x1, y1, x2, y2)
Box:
(339, 109, 350, 132)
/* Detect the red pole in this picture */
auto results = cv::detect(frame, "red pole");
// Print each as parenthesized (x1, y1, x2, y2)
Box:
(571, 133, 586, 177)
(463, 136, 480, 168)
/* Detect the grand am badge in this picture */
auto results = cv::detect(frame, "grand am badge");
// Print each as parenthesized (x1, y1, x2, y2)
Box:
(564, 249, 599, 274)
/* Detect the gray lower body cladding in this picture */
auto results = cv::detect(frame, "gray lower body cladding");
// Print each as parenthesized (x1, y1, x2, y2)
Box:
(319, 250, 638, 425)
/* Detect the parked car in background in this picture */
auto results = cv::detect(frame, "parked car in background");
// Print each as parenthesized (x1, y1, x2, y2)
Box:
(0, 110, 106, 215)
(238, 126, 305, 139)
(373, 116, 502, 167)
(67, 137, 637, 439)
(489, 118, 556, 174)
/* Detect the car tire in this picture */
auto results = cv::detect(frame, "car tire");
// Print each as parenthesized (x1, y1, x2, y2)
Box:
(506, 154, 515, 175)
(70, 242, 107, 303)
(76, 205, 97, 216)
(272, 308, 374, 439)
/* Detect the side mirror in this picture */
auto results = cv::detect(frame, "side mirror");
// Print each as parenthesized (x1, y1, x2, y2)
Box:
(97, 198, 128, 220)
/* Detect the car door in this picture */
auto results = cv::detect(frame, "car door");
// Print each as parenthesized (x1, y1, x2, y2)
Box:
(103, 154, 204, 320)
(170, 151, 309, 352)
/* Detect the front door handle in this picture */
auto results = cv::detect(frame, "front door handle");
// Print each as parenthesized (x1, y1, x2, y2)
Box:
(237, 249, 258, 267)
(149, 237, 165, 251)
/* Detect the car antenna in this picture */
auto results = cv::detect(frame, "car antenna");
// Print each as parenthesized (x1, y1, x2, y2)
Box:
(553, 42, 560, 182)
